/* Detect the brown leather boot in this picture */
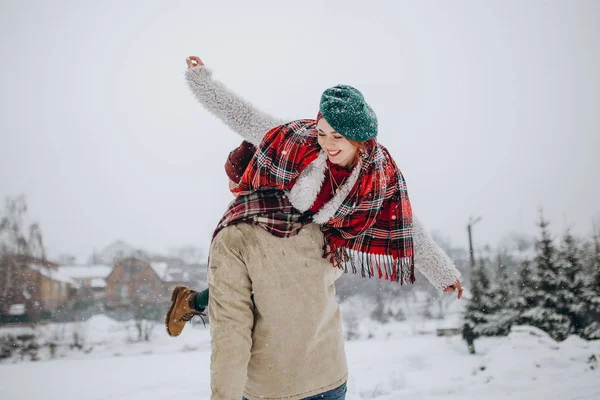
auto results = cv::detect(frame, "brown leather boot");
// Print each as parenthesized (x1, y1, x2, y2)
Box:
(165, 285, 205, 337)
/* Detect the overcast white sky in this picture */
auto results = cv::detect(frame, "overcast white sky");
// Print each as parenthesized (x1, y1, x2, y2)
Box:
(1, 0, 599, 263)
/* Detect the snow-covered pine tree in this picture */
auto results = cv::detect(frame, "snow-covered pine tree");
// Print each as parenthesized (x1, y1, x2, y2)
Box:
(482, 253, 519, 336)
(557, 230, 586, 335)
(464, 257, 495, 337)
(581, 225, 600, 339)
(519, 215, 572, 341)
(494, 253, 513, 307)
(516, 259, 536, 313)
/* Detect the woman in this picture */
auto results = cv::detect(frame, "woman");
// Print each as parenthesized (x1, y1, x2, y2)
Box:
(178, 56, 462, 400)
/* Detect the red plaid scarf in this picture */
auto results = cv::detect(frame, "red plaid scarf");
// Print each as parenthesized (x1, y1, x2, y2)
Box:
(216, 119, 415, 284)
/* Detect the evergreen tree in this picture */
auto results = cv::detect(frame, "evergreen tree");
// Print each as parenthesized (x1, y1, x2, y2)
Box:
(483, 253, 519, 336)
(494, 253, 512, 307)
(516, 259, 537, 313)
(464, 257, 495, 337)
(557, 230, 586, 334)
(581, 226, 600, 339)
(519, 215, 572, 341)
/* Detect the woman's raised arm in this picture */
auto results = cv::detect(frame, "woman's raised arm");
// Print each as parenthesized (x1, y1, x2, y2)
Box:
(185, 56, 286, 145)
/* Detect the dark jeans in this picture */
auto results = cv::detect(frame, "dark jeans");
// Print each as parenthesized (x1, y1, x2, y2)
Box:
(243, 382, 347, 400)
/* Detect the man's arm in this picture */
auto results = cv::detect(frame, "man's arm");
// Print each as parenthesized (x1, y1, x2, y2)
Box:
(207, 226, 254, 400)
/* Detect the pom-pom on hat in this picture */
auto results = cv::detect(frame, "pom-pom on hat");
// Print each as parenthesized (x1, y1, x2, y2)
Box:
(319, 85, 378, 142)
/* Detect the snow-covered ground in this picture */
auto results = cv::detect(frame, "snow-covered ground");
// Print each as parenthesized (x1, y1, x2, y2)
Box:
(1, 314, 598, 400)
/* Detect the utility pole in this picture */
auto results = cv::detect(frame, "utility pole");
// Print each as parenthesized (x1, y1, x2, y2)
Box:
(468, 216, 483, 269)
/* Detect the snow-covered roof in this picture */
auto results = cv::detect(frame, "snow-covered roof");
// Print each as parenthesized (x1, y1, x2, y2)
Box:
(58, 265, 113, 280)
(90, 278, 106, 288)
(148, 262, 194, 282)
(150, 262, 169, 280)
(28, 264, 79, 287)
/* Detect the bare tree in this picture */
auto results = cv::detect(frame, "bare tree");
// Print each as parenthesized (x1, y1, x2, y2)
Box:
(28, 223, 45, 261)
(0, 195, 45, 259)
(0, 195, 47, 315)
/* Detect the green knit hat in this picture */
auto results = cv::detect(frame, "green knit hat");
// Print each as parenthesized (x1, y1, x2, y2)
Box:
(319, 84, 378, 142)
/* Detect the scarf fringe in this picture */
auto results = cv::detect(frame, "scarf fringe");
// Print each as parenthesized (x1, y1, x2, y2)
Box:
(324, 242, 415, 285)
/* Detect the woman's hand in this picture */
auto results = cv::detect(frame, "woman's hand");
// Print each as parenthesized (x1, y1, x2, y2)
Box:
(443, 280, 463, 299)
(186, 56, 204, 68)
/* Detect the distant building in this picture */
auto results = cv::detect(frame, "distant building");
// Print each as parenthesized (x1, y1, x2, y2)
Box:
(149, 258, 208, 292)
(103, 257, 207, 318)
(104, 258, 166, 312)
(0, 255, 78, 322)
(58, 264, 112, 300)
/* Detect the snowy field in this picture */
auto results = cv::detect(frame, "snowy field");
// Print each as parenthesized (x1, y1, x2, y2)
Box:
(0, 314, 599, 400)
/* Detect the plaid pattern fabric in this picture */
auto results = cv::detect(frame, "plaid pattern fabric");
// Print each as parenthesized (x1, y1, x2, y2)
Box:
(218, 119, 414, 284)
(215, 190, 310, 238)
(322, 145, 415, 283)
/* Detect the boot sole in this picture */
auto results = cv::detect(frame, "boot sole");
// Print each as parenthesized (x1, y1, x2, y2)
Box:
(165, 285, 187, 337)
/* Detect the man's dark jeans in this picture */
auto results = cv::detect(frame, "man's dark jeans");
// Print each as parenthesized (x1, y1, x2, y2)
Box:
(243, 381, 347, 400)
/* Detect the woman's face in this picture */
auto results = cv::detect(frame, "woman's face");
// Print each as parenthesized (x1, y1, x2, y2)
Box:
(317, 118, 357, 168)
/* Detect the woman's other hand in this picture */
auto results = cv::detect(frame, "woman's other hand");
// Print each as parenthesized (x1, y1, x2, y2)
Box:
(443, 280, 463, 299)
(186, 56, 204, 68)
